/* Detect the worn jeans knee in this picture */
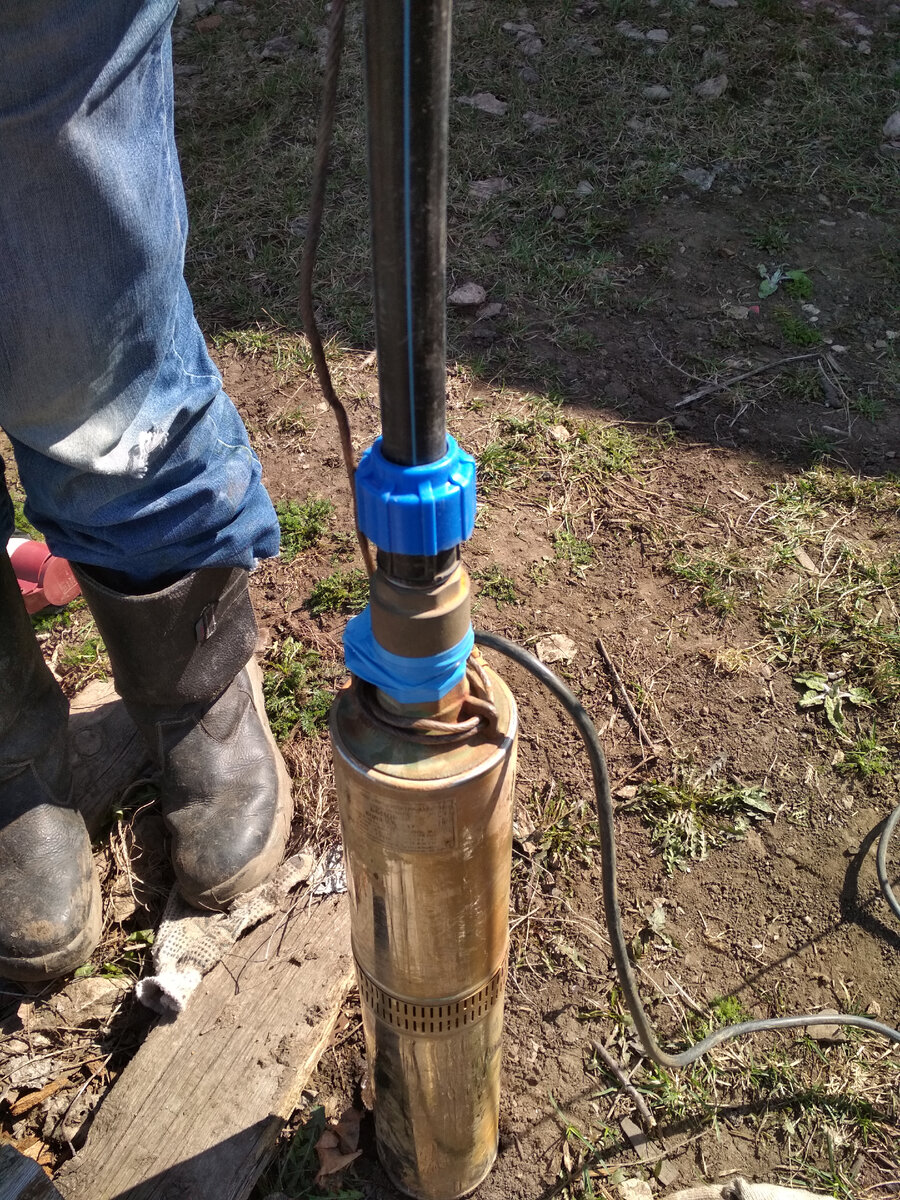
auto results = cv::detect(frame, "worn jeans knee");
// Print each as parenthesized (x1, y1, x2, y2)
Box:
(0, 0, 279, 578)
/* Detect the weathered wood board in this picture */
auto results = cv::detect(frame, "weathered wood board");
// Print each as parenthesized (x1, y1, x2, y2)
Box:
(0, 1143, 64, 1200)
(68, 680, 149, 836)
(54, 894, 354, 1200)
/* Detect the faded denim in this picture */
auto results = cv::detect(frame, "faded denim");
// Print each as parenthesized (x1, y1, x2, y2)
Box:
(0, 0, 280, 580)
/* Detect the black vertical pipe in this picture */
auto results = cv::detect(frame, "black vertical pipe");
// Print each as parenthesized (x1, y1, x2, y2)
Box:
(363, 0, 451, 468)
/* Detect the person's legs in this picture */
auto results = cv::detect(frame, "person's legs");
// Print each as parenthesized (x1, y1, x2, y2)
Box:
(0, 2, 291, 969)
(0, 0, 279, 579)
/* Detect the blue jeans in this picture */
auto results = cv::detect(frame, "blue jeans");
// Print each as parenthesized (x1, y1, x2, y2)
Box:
(0, 0, 280, 581)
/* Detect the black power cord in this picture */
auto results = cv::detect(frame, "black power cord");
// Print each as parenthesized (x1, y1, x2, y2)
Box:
(475, 630, 900, 1065)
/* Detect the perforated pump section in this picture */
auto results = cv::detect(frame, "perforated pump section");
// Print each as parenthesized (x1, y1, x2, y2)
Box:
(356, 960, 506, 1036)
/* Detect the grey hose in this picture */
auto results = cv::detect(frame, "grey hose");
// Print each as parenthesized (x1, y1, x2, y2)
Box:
(876, 802, 900, 923)
(474, 630, 900, 1066)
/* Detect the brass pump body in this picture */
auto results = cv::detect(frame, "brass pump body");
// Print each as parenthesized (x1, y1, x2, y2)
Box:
(331, 564, 518, 1199)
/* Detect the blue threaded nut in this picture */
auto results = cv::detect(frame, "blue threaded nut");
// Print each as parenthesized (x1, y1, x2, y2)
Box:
(355, 435, 477, 557)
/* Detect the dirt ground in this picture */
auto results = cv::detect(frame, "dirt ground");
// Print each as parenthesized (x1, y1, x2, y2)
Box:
(2, 0, 899, 1196)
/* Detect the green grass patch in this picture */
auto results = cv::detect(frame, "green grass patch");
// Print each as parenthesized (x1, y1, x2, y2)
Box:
(307, 568, 369, 616)
(275, 497, 335, 560)
(254, 1106, 362, 1200)
(669, 553, 746, 617)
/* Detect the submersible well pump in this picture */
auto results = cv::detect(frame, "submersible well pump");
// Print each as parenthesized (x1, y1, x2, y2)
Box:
(327, 2, 518, 1197)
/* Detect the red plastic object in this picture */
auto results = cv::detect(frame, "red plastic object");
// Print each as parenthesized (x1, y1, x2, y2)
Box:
(7, 537, 81, 614)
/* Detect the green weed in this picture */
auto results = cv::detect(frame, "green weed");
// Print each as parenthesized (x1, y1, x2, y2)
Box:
(794, 670, 873, 735)
(554, 528, 595, 569)
(838, 723, 892, 777)
(474, 566, 518, 606)
(275, 498, 335, 561)
(774, 309, 822, 347)
(263, 638, 338, 741)
(627, 767, 774, 874)
(750, 223, 791, 255)
(307, 568, 369, 616)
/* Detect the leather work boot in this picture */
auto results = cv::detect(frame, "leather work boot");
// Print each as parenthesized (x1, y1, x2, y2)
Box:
(0, 551, 101, 982)
(73, 566, 292, 910)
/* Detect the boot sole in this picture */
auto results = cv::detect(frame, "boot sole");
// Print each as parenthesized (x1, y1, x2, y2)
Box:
(0, 872, 102, 983)
(179, 656, 294, 910)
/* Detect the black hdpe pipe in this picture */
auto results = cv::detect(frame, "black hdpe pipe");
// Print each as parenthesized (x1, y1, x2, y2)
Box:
(363, 0, 452, 473)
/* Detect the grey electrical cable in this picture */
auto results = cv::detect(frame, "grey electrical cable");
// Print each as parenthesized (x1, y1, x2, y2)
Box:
(877, 803, 900, 923)
(474, 630, 900, 1066)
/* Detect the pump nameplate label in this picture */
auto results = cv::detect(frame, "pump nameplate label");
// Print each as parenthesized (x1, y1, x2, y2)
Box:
(351, 790, 457, 854)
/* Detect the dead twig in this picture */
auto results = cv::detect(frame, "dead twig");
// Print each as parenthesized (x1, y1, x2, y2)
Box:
(674, 352, 822, 408)
(589, 1040, 657, 1130)
(595, 636, 657, 753)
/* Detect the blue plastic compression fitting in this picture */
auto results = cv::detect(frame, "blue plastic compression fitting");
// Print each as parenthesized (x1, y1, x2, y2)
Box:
(355, 435, 476, 556)
(343, 434, 478, 703)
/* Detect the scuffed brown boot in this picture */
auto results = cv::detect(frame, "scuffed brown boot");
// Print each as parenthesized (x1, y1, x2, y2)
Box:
(0, 551, 101, 982)
(74, 565, 292, 910)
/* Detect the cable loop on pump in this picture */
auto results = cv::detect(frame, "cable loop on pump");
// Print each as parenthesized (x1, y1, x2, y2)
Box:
(356, 654, 499, 744)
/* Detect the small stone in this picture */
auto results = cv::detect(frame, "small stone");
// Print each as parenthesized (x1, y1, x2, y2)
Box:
(642, 84, 671, 101)
(476, 301, 504, 320)
(468, 320, 498, 343)
(548, 424, 570, 442)
(708, 0, 738, 7)
(690, 22, 708, 32)
(519, 35, 544, 55)
(880, 142, 900, 157)
(617, 1180, 653, 1200)
(646, 27, 669, 41)
(680, 166, 715, 190)
(883, 111, 900, 141)
(551, 204, 567, 219)
(575, 179, 594, 195)
(469, 177, 511, 201)
(807, 1009, 849, 1045)
(457, 92, 508, 116)
(519, 65, 541, 83)
(535, 634, 578, 665)
(50, 977, 129, 1026)
(523, 111, 558, 133)
(854, 21, 874, 35)
(448, 282, 487, 306)
(857, 39, 871, 54)
(701, 47, 728, 69)
(694, 73, 728, 99)
(615, 19, 647, 38)
(502, 20, 536, 33)
(260, 35, 296, 60)
(724, 303, 750, 319)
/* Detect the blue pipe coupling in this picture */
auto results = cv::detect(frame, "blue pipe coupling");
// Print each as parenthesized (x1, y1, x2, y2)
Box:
(355, 435, 476, 558)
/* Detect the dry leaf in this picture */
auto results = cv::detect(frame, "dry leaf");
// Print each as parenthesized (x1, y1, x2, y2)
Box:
(334, 1107, 363, 1154)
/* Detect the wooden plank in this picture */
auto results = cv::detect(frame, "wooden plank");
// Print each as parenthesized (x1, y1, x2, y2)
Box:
(67, 681, 149, 837)
(0, 1143, 64, 1200)
(54, 895, 354, 1200)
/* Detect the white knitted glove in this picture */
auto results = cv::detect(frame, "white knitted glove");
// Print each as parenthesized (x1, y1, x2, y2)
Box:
(136, 853, 314, 1016)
